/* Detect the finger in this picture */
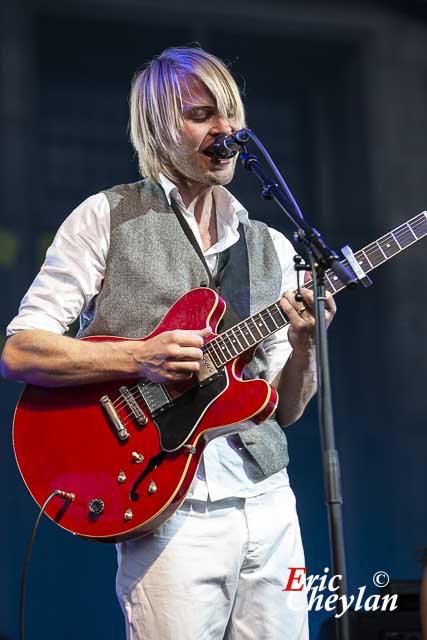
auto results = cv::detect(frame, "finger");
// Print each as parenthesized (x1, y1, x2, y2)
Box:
(163, 370, 195, 383)
(168, 360, 201, 374)
(281, 291, 313, 318)
(171, 346, 204, 362)
(300, 289, 336, 318)
(324, 291, 336, 314)
(294, 288, 315, 312)
(280, 296, 310, 325)
(168, 330, 205, 347)
(291, 288, 336, 316)
(198, 326, 213, 339)
(281, 291, 305, 314)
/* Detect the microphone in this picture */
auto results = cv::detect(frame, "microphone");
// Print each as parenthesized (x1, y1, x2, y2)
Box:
(205, 128, 250, 159)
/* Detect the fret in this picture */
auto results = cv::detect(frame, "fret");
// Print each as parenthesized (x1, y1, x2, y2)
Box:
(263, 307, 280, 332)
(267, 306, 281, 328)
(235, 325, 251, 348)
(408, 224, 417, 240)
(394, 224, 416, 248)
(230, 327, 245, 351)
(391, 231, 402, 250)
(261, 310, 276, 330)
(270, 302, 289, 331)
(271, 304, 288, 327)
(205, 339, 221, 361)
(324, 271, 337, 294)
(351, 250, 372, 277)
(204, 343, 222, 369)
(376, 241, 387, 260)
(358, 249, 373, 269)
(378, 233, 400, 258)
(224, 328, 241, 355)
(327, 271, 344, 291)
(247, 318, 263, 341)
(253, 314, 270, 338)
(265, 305, 287, 328)
(217, 335, 236, 360)
(301, 273, 334, 294)
(241, 320, 257, 345)
(208, 339, 224, 365)
(411, 212, 427, 238)
(199, 213, 426, 369)
(364, 243, 384, 267)
(324, 275, 336, 294)
(275, 306, 291, 329)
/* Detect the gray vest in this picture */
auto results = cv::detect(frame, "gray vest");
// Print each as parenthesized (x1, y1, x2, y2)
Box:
(79, 180, 290, 479)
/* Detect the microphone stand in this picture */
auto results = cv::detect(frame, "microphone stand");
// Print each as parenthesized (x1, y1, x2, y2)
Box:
(238, 137, 356, 640)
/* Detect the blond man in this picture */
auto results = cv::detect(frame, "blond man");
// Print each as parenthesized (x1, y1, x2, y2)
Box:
(2, 46, 335, 639)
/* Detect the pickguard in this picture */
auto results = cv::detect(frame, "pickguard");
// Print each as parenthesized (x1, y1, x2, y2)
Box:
(154, 369, 228, 451)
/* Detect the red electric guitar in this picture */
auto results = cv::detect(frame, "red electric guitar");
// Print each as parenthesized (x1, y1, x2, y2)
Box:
(13, 212, 426, 543)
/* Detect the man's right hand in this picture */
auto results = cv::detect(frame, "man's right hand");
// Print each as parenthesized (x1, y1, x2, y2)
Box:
(133, 327, 212, 384)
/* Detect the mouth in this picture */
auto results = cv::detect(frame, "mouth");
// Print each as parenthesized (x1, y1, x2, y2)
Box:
(201, 149, 233, 166)
(203, 150, 237, 161)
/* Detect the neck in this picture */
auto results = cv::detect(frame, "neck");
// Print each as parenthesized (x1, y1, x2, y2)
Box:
(173, 179, 218, 250)
(166, 173, 215, 223)
(179, 183, 213, 216)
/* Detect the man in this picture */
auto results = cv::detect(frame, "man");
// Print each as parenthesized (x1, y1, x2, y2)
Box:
(2, 46, 335, 639)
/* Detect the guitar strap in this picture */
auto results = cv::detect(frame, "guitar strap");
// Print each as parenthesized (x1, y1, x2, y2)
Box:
(170, 195, 250, 332)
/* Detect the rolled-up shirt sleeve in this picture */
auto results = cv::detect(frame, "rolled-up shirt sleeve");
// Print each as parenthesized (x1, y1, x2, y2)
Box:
(6, 192, 110, 336)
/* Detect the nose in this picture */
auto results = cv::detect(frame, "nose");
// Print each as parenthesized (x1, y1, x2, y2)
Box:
(210, 115, 235, 136)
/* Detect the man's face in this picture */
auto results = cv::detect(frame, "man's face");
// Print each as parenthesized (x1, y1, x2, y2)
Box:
(165, 76, 242, 189)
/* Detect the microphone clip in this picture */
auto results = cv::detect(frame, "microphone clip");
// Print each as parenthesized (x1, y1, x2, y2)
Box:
(205, 129, 250, 159)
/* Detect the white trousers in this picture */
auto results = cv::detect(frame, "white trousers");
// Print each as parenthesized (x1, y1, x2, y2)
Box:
(116, 485, 308, 640)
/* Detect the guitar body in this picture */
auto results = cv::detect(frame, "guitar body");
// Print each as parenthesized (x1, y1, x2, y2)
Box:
(13, 288, 278, 543)
(12, 212, 427, 543)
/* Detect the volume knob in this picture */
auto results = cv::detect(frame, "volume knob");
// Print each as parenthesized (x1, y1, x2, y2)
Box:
(88, 498, 105, 515)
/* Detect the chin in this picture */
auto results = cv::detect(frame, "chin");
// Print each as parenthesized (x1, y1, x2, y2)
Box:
(207, 167, 236, 186)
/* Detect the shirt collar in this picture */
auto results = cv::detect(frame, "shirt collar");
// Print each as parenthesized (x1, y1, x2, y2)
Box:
(158, 173, 251, 227)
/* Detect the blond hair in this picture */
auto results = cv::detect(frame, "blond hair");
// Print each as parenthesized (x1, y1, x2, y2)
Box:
(129, 46, 245, 181)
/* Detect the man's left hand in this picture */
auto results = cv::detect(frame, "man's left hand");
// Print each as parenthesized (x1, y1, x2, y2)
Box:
(279, 288, 336, 353)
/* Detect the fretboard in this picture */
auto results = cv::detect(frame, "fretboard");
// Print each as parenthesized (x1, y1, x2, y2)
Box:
(203, 212, 427, 369)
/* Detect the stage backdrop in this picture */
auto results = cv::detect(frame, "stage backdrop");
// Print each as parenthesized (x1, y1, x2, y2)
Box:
(1, 2, 426, 638)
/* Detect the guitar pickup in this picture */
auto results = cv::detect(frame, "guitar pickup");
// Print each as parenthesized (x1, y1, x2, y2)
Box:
(137, 381, 173, 417)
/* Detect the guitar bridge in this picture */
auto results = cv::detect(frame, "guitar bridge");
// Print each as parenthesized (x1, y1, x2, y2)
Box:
(100, 395, 130, 441)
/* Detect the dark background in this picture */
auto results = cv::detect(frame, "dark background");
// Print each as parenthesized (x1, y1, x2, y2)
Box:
(1, 0, 426, 638)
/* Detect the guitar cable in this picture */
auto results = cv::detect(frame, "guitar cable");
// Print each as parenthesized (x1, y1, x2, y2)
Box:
(20, 489, 75, 640)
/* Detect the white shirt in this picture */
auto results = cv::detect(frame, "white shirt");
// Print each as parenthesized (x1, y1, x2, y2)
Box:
(7, 175, 299, 501)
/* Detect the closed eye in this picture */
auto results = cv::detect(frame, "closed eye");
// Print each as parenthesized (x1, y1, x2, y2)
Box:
(184, 106, 216, 122)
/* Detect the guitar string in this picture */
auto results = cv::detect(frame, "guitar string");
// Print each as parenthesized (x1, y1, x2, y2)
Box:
(304, 216, 426, 293)
(110, 304, 286, 417)
(110, 214, 427, 416)
(111, 219, 426, 414)
(110, 308, 279, 412)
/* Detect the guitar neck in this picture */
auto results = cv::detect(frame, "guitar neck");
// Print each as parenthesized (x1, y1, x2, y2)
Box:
(305, 211, 427, 295)
(203, 212, 427, 369)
